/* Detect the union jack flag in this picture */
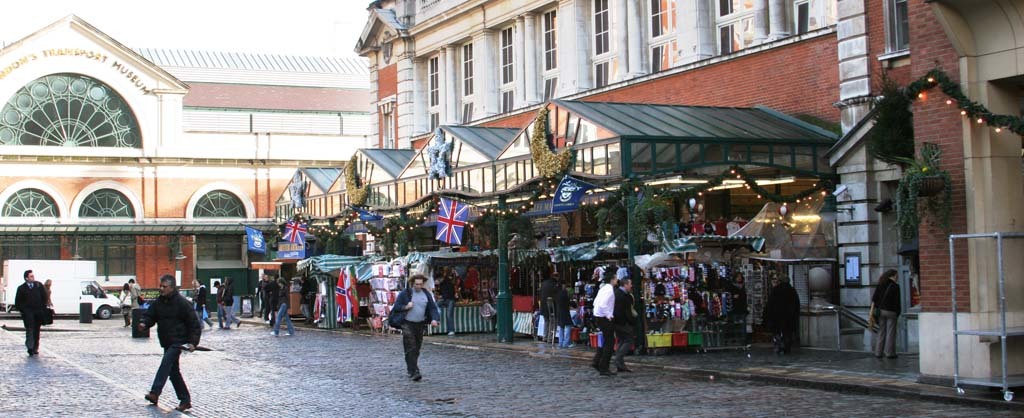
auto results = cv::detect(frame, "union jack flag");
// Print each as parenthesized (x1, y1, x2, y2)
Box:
(283, 220, 307, 244)
(435, 197, 469, 245)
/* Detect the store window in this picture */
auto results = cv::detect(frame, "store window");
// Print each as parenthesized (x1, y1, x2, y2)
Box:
(193, 190, 246, 218)
(79, 189, 135, 218)
(462, 43, 474, 123)
(2, 188, 58, 217)
(197, 235, 242, 261)
(650, 0, 678, 72)
(543, 9, 559, 99)
(0, 73, 141, 148)
(593, 0, 613, 87)
(80, 236, 136, 276)
(794, 0, 836, 35)
(0, 236, 60, 268)
(382, 107, 395, 148)
(885, 0, 909, 52)
(428, 55, 440, 130)
(717, 0, 755, 54)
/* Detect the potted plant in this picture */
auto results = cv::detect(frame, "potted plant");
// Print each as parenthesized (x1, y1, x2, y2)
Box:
(894, 143, 952, 241)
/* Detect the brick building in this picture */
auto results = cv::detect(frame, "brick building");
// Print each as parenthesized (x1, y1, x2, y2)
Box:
(345, 0, 1021, 384)
(0, 16, 371, 296)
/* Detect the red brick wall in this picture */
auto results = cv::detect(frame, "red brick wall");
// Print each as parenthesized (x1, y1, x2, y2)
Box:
(906, 0, 969, 312)
(377, 64, 398, 148)
(480, 110, 539, 129)
(584, 35, 840, 123)
(134, 236, 195, 289)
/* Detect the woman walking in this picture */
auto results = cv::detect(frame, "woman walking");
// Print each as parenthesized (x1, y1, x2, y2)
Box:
(119, 283, 133, 327)
(390, 274, 439, 381)
(271, 277, 295, 336)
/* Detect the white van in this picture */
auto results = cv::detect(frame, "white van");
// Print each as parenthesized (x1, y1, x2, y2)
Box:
(1, 260, 122, 319)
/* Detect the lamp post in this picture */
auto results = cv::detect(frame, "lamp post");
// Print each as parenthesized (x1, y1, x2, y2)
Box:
(496, 195, 512, 343)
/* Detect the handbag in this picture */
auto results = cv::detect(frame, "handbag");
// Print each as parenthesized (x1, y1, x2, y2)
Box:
(386, 307, 403, 329)
(41, 308, 54, 325)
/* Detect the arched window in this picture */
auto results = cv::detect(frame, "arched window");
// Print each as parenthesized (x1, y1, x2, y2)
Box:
(193, 190, 245, 218)
(79, 189, 135, 218)
(2, 188, 58, 217)
(0, 73, 141, 147)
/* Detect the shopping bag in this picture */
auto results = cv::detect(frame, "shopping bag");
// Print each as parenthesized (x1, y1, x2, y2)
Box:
(202, 307, 209, 321)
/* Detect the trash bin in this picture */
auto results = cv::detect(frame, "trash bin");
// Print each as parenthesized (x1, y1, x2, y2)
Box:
(131, 308, 149, 339)
(79, 302, 92, 323)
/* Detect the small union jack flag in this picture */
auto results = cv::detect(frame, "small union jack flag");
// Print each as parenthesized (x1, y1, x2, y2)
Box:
(283, 220, 307, 244)
(435, 197, 469, 245)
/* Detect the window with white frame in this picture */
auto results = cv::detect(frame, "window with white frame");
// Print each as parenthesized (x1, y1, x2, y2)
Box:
(428, 55, 440, 130)
(380, 103, 395, 148)
(593, 0, 612, 88)
(542, 9, 558, 99)
(885, 0, 909, 52)
(500, 26, 515, 113)
(650, 0, 678, 72)
(717, 0, 755, 54)
(461, 43, 474, 123)
(794, 0, 836, 35)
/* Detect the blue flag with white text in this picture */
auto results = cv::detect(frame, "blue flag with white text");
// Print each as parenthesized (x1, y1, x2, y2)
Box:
(245, 226, 266, 254)
(551, 175, 596, 214)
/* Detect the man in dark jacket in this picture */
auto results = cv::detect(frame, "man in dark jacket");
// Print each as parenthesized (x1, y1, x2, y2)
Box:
(766, 275, 800, 354)
(264, 276, 280, 327)
(390, 275, 439, 381)
(219, 277, 241, 328)
(140, 274, 202, 412)
(192, 280, 214, 329)
(258, 275, 272, 323)
(14, 269, 47, 356)
(437, 274, 457, 335)
(612, 277, 638, 372)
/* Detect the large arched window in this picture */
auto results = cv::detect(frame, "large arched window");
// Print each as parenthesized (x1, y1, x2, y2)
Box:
(79, 189, 135, 218)
(0, 73, 141, 147)
(2, 188, 59, 217)
(193, 190, 245, 218)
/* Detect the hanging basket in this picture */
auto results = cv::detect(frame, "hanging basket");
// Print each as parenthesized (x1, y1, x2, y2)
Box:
(917, 176, 946, 197)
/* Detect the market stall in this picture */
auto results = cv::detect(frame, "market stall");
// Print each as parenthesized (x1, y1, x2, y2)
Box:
(296, 254, 374, 329)
(401, 250, 500, 335)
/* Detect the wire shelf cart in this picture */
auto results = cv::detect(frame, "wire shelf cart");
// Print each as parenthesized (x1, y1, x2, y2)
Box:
(949, 232, 1024, 402)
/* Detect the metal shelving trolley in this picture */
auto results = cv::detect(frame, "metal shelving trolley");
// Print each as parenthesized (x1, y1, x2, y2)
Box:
(949, 232, 1024, 401)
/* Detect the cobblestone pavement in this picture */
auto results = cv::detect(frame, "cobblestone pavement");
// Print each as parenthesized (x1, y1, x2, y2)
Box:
(1, 318, 1017, 417)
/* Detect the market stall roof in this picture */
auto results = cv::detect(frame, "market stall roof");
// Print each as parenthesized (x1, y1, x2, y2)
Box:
(401, 249, 498, 266)
(546, 236, 629, 263)
(661, 235, 767, 254)
(496, 100, 837, 178)
(396, 126, 518, 181)
(359, 148, 417, 179)
(297, 254, 374, 282)
(732, 199, 836, 262)
(301, 168, 342, 194)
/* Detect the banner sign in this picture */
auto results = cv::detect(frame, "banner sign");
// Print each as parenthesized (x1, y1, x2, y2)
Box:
(245, 226, 266, 254)
(551, 175, 596, 214)
(277, 241, 305, 259)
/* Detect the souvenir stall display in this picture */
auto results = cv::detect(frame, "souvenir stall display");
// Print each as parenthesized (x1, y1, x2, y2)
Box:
(295, 254, 373, 330)
(368, 262, 406, 333)
(402, 250, 501, 334)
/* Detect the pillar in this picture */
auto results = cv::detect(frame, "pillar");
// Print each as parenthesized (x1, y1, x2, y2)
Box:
(768, 0, 790, 40)
(472, 30, 498, 118)
(443, 45, 459, 124)
(523, 13, 540, 105)
(626, 0, 645, 77)
(753, 0, 769, 44)
(497, 196, 512, 343)
(680, 0, 715, 63)
(613, 0, 628, 82)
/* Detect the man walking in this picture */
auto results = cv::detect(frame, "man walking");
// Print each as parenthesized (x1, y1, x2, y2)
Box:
(590, 269, 618, 376)
(390, 274, 439, 381)
(258, 275, 272, 323)
(613, 277, 638, 372)
(139, 274, 202, 412)
(192, 280, 214, 329)
(271, 277, 295, 336)
(15, 269, 46, 356)
(437, 274, 456, 336)
(219, 277, 241, 328)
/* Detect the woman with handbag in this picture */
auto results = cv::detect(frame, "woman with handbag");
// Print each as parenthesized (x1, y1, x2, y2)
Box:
(120, 283, 134, 327)
(871, 269, 901, 359)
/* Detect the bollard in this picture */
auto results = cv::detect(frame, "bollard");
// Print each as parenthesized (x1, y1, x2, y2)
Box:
(131, 308, 149, 338)
(79, 302, 93, 323)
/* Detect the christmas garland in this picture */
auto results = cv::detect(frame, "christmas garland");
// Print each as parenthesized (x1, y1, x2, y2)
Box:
(530, 107, 574, 177)
(905, 68, 1024, 135)
(363, 198, 438, 255)
(344, 155, 370, 206)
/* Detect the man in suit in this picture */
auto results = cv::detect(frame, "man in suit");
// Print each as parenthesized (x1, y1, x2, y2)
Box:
(15, 269, 47, 356)
(613, 276, 638, 372)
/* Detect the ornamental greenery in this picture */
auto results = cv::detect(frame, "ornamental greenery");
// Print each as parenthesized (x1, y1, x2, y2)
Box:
(894, 143, 952, 241)
(869, 69, 915, 164)
(344, 155, 369, 206)
(529, 107, 574, 177)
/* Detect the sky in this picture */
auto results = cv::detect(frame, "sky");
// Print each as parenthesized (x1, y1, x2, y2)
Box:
(0, 0, 371, 57)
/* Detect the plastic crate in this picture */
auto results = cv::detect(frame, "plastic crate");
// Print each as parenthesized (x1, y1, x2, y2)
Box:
(647, 333, 672, 348)
(590, 332, 601, 348)
(688, 331, 704, 346)
(571, 327, 581, 343)
(671, 332, 688, 347)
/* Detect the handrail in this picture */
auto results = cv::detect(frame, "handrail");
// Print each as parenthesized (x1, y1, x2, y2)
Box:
(837, 304, 876, 332)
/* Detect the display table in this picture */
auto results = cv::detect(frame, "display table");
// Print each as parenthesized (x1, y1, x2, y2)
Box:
(513, 312, 534, 335)
(429, 304, 495, 334)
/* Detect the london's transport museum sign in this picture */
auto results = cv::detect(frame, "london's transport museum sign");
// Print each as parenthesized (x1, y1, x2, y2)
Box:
(0, 48, 154, 94)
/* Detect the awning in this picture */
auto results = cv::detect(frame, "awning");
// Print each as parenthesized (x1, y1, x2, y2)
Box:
(546, 236, 629, 263)
(297, 254, 374, 282)
(662, 235, 766, 253)
(0, 222, 277, 235)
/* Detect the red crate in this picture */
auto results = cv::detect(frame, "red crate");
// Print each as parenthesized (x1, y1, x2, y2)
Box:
(512, 295, 534, 312)
(672, 332, 688, 347)
(571, 327, 581, 343)
(590, 333, 601, 348)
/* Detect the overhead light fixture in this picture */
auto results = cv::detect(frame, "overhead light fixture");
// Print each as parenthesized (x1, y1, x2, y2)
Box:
(175, 251, 186, 260)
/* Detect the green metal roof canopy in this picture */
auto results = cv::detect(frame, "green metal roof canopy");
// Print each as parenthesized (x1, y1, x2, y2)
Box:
(552, 100, 838, 178)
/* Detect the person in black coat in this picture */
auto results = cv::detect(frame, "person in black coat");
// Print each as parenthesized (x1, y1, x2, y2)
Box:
(555, 281, 574, 348)
(612, 278, 638, 372)
(264, 276, 280, 326)
(871, 269, 901, 359)
(14, 269, 47, 356)
(766, 275, 800, 354)
(219, 277, 241, 328)
(192, 280, 214, 329)
(538, 271, 559, 341)
(140, 274, 202, 412)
